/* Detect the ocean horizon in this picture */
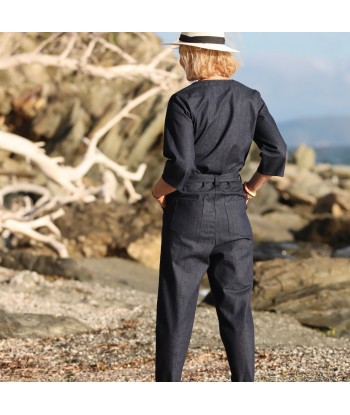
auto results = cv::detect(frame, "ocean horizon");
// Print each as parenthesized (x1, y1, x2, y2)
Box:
(287, 145, 350, 166)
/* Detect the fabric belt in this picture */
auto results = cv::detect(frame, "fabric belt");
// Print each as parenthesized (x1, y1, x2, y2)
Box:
(186, 171, 242, 184)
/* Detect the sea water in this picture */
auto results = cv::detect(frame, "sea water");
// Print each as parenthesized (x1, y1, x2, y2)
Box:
(288, 146, 350, 165)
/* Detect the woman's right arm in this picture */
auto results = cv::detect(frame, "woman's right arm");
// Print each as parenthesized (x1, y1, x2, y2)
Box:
(245, 92, 288, 196)
(245, 171, 272, 194)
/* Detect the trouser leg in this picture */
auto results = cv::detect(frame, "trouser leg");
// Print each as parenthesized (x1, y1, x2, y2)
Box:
(155, 231, 209, 382)
(207, 237, 255, 382)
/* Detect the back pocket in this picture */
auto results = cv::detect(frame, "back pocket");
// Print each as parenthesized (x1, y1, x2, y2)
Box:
(224, 198, 253, 238)
(170, 198, 204, 238)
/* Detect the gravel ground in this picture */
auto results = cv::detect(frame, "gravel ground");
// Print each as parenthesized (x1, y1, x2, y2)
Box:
(0, 266, 349, 382)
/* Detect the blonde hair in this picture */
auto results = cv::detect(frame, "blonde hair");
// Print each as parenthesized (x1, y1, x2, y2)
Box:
(179, 44, 239, 81)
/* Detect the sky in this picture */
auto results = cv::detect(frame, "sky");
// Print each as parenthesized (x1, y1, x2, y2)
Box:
(157, 33, 350, 124)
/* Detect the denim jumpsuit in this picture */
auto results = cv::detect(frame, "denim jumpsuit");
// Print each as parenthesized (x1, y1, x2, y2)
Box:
(155, 79, 287, 382)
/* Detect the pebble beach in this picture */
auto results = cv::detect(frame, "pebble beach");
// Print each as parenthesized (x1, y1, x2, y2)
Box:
(0, 266, 349, 382)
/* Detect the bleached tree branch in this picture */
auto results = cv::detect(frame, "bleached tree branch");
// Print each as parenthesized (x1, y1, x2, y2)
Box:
(148, 47, 173, 68)
(86, 85, 163, 152)
(60, 32, 78, 59)
(2, 208, 69, 257)
(0, 32, 182, 257)
(34, 32, 63, 54)
(0, 183, 51, 211)
(81, 36, 99, 65)
(96, 37, 137, 64)
(0, 131, 147, 203)
(0, 53, 179, 84)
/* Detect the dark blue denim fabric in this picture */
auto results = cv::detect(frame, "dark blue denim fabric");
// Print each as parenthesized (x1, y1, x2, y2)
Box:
(156, 80, 287, 382)
(161, 79, 287, 190)
(156, 172, 255, 382)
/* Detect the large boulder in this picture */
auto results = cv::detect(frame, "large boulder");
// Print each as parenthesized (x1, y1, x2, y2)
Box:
(292, 143, 316, 170)
(245, 182, 280, 215)
(251, 257, 350, 337)
(294, 215, 350, 246)
(330, 165, 350, 180)
(0, 307, 91, 339)
(314, 188, 350, 216)
(0, 32, 184, 196)
(0, 251, 93, 281)
(340, 179, 350, 191)
(275, 163, 335, 208)
(248, 213, 295, 242)
(127, 231, 161, 270)
(261, 211, 309, 232)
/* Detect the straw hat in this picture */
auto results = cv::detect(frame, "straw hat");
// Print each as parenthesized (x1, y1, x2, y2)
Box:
(163, 32, 240, 53)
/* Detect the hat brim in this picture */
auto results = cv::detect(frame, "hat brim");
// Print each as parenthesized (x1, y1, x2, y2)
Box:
(163, 41, 240, 53)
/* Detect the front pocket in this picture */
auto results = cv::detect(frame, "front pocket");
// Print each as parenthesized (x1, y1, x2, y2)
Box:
(170, 198, 204, 238)
(224, 198, 253, 237)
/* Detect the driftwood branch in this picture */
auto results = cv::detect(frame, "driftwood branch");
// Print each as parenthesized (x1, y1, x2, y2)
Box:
(87, 85, 163, 150)
(60, 32, 78, 59)
(0, 32, 182, 258)
(2, 208, 69, 257)
(81, 36, 99, 65)
(0, 131, 147, 203)
(96, 37, 137, 64)
(34, 32, 63, 54)
(148, 47, 173, 68)
(0, 118, 148, 256)
(0, 52, 179, 84)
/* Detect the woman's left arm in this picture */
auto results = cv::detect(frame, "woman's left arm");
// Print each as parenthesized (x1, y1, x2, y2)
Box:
(152, 93, 195, 206)
(152, 177, 176, 200)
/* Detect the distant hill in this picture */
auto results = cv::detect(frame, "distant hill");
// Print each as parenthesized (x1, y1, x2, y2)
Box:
(278, 116, 350, 148)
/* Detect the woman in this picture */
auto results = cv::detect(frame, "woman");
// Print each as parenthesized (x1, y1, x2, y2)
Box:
(151, 32, 287, 382)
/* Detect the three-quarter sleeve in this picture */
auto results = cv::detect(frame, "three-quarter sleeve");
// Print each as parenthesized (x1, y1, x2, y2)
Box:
(161, 93, 195, 189)
(253, 93, 288, 177)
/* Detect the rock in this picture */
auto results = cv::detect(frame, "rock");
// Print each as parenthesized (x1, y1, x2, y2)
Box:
(0, 307, 91, 339)
(253, 241, 332, 261)
(0, 251, 93, 281)
(247, 213, 294, 242)
(314, 189, 350, 216)
(261, 211, 309, 232)
(0, 267, 17, 283)
(277, 165, 334, 204)
(280, 188, 317, 206)
(340, 179, 350, 191)
(238, 161, 258, 188)
(0, 236, 6, 252)
(330, 165, 350, 179)
(315, 165, 350, 191)
(312, 162, 332, 175)
(246, 141, 262, 163)
(333, 246, 350, 258)
(201, 290, 215, 306)
(251, 257, 350, 337)
(292, 143, 316, 170)
(0, 32, 184, 201)
(0, 149, 10, 162)
(55, 197, 164, 259)
(333, 318, 350, 338)
(245, 182, 280, 214)
(253, 241, 298, 261)
(294, 215, 350, 247)
(77, 256, 159, 294)
(127, 232, 161, 270)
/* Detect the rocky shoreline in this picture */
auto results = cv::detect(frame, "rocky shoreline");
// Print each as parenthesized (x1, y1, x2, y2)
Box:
(1, 149, 350, 381)
(0, 264, 349, 382)
(1, 32, 349, 382)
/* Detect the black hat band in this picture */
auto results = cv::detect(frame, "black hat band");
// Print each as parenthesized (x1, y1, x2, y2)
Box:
(179, 34, 225, 45)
